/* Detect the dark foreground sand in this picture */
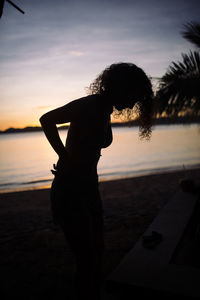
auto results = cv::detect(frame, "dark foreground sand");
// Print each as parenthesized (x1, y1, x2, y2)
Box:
(0, 168, 200, 300)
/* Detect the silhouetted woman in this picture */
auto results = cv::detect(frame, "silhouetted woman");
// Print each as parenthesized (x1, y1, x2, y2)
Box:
(40, 62, 154, 300)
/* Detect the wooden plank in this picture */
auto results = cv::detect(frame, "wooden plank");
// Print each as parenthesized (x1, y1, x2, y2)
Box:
(106, 190, 200, 298)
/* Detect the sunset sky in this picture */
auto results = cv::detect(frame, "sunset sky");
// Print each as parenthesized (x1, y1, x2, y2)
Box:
(0, 0, 199, 130)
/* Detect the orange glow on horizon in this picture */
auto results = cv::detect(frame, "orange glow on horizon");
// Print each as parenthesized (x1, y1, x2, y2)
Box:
(0, 113, 127, 131)
(0, 119, 124, 131)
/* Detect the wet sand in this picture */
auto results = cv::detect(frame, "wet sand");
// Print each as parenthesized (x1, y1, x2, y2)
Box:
(0, 168, 200, 299)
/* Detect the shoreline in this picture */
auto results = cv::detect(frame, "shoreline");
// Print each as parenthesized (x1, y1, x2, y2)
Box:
(1, 167, 200, 299)
(1, 164, 200, 195)
(1, 117, 200, 134)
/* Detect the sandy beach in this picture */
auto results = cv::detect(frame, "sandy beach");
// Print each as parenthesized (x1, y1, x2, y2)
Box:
(1, 167, 200, 299)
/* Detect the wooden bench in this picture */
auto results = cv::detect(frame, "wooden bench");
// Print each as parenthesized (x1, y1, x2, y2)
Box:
(106, 190, 200, 299)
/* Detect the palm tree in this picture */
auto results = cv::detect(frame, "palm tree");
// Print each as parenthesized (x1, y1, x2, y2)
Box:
(156, 22, 200, 117)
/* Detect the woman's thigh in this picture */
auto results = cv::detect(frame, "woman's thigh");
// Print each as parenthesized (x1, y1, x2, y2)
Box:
(60, 213, 104, 258)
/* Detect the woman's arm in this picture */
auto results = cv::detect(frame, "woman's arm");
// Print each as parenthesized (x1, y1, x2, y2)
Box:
(40, 100, 81, 157)
(40, 114, 66, 157)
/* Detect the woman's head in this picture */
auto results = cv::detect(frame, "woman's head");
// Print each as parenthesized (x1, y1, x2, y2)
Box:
(88, 62, 155, 139)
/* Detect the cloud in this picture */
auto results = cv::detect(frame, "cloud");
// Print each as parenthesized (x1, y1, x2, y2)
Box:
(67, 50, 84, 57)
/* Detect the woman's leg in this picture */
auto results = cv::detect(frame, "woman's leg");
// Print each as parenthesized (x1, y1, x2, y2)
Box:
(60, 212, 104, 300)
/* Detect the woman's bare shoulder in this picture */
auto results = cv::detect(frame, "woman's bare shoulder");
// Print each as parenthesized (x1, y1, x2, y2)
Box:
(69, 94, 103, 115)
(40, 95, 104, 126)
(68, 94, 101, 106)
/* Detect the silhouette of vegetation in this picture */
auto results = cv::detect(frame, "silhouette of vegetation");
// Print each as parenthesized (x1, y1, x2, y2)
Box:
(156, 22, 200, 117)
(0, 0, 24, 18)
(182, 22, 200, 49)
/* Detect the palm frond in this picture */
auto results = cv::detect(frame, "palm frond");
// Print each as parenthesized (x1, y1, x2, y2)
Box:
(156, 51, 200, 117)
(182, 22, 200, 49)
(163, 51, 200, 81)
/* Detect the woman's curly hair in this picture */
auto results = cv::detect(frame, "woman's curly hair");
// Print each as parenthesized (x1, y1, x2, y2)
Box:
(88, 62, 155, 140)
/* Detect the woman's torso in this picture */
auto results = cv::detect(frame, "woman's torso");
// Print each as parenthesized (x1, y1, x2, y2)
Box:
(56, 94, 113, 177)
(51, 95, 113, 219)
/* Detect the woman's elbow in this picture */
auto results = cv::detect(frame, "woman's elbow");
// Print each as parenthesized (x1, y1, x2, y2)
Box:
(39, 113, 48, 126)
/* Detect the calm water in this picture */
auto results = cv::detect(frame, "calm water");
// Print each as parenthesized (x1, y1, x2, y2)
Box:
(0, 124, 200, 193)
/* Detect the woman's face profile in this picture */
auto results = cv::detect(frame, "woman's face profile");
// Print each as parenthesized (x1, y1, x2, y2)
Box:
(110, 87, 140, 111)
(114, 98, 136, 110)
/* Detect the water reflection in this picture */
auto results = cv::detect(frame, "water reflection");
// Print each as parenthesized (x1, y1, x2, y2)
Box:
(0, 124, 199, 192)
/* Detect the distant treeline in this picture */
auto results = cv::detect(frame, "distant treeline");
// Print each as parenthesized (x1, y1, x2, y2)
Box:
(0, 116, 200, 134)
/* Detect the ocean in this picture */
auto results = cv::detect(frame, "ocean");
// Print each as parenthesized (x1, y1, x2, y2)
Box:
(0, 124, 200, 193)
